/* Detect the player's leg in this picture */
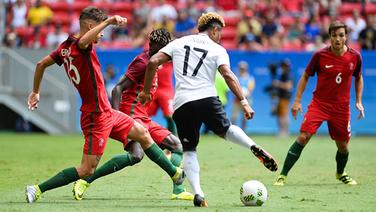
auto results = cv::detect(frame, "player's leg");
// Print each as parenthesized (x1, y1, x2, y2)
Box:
(173, 101, 207, 207)
(26, 112, 110, 203)
(26, 154, 101, 203)
(274, 131, 312, 186)
(159, 133, 194, 200)
(72, 141, 144, 200)
(86, 141, 144, 184)
(334, 139, 356, 185)
(275, 101, 326, 186)
(328, 111, 356, 185)
(204, 97, 278, 172)
(161, 96, 176, 134)
(109, 110, 183, 184)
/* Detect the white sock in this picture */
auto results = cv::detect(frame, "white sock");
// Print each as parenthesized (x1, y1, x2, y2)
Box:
(183, 151, 204, 197)
(225, 125, 256, 149)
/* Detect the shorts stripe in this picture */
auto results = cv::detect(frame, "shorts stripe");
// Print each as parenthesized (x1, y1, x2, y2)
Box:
(88, 112, 94, 155)
(130, 80, 141, 117)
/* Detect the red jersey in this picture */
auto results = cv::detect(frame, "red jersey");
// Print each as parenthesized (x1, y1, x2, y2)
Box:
(156, 62, 174, 91)
(305, 46, 362, 104)
(119, 50, 158, 118)
(50, 35, 111, 112)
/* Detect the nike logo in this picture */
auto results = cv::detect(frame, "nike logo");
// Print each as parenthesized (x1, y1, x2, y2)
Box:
(325, 65, 334, 68)
(183, 138, 190, 143)
(288, 151, 297, 156)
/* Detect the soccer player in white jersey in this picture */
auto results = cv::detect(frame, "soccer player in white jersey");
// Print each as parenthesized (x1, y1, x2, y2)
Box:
(138, 12, 278, 207)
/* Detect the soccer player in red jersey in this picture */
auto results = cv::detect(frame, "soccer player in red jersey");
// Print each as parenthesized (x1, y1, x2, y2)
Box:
(72, 29, 193, 201)
(25, 7, 184, 203)
(274, 21, 365, 186)
(147, 61, 176, 133)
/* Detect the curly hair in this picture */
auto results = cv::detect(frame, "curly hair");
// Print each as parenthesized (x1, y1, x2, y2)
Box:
(149, 28, 171, 46)
(79, 7, 107, 23)
(197, 12, 225, 32)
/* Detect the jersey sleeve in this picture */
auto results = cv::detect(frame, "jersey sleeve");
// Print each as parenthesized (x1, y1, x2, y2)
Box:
(49, 48, 63, 66)
(216, 47, 230, 68)
(160, 39, 178, 57)
(305, 51, 320, 76)
(353, 53, 362, 77)
(125, 58, 147, 83)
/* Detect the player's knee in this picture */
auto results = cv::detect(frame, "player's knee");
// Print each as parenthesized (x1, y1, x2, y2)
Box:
(297, 132, 312, 145)
(130, 123, 152, 145)
(78, 166, 96, 177)
(163, 135, 183, 151)
(129, 150, 144, 165)
(87, 168, 96, 176)
(336, 142, 349, 153)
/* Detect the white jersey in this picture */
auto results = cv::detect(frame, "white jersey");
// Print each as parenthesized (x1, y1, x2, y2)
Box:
(160, 33, 230, 110)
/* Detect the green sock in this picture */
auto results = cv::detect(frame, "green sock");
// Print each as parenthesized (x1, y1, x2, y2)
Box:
(336, 151, 348, 174)
(144, 143, 177, 177)
(170, 150, 185, 194)
(86, 154, 135, 183)
(281, 141, 305, 176)
(38, 167, 79, 193)
(166, 117, 176, 134)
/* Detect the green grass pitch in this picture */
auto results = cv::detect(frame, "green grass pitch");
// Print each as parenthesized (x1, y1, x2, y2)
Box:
(0, 133, 375, 211)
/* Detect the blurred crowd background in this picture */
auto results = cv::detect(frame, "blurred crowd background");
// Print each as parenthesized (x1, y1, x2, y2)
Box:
(2, 0, 376, 51)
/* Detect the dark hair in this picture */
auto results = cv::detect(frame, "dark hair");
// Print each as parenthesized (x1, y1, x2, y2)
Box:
(328, 21, 347, 35)
(149, 28, 171, 46)
(79, 7, 107, 23)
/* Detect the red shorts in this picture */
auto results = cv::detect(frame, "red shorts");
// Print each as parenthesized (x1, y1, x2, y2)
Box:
(81, 109, 134, 155)
(130, 116, 171, 146)
(147, 90, 174, 117)
(300, 99, 351, 141)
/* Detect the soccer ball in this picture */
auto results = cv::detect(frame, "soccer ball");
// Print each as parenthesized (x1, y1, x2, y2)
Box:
(240, 180, 267, 206)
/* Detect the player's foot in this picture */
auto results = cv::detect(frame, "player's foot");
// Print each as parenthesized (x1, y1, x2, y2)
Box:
(336, 172, 357, 185)
(171, 167, 185, 185)
(251, 145, 278, 172)
(25, 185, 41, 203)
(73, 179, 90, 200)
(193, 194, 208, 207)
(273, 175, 287, 186)
(171, 190, 194, 200)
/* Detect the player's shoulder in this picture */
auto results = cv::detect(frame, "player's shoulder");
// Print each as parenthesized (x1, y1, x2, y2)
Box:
(131, 50, 148, 64)
(315, 46, 331, 56)
(59, 35, 77, 48)
(50, 35, 75, 57)
(347, 46, 361, 57)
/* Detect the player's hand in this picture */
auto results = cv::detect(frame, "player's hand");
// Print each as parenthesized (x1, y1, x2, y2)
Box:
(137, 91, 152, 105)
(291, 100, 302, 120)
(106, 15, 127, 27)
(243, 104, 254, 120)
(356, 102, 365, 120)
(27, 92, 40, 111)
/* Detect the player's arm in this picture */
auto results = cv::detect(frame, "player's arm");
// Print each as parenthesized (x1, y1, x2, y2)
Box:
(78, 15, 127, 50)
(111, 75, 133, 110)
(138, 52, 170, 104)
(218, 64, 254, 120)
(27, 55, 56, 110)
(291, 72, 310, 119)
(354, 74, 365, 119)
